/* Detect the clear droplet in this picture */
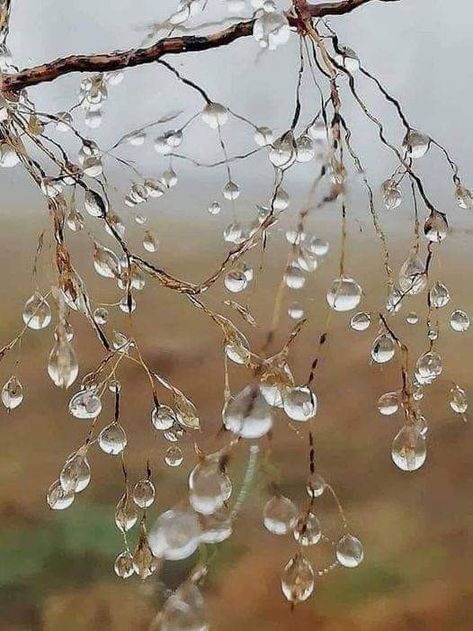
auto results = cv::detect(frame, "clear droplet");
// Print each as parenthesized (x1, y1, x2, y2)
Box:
(201, 102, 228, 128)
(224, 270, 248, 293)
(399, 251, 426, 295)
(93, 306, 108, 324)
(60, 451, 91, 493)
(391, 425, 426, 471)
(152, 405, 177, 431)
(350, 311, 371, 331)
(283, 385, 317, 422)
(377, 391, 399, 416)
(22, 292, 51, 330)
(450, 309, 470, 332)
(165, 446, 183, 467)
(222, 180, 240, 200)
(281, 553, 315, 602)
(288, 301, 304, 320)
(336, 533, 364, 567)
(208, 201, 221, 215)
(115, 491, 138, 532)
(326, 277, 362, 312)
(293, 512, 321, 546)
(403, 129, 430, 159)
(424, 212, 448, 242)
(450, 385, 468, 414)
(47, 339, 79, 388)
(269, 131, 296, 169)
(93, 243, 120, 278)
(98, 421, 127, 455)
(143, 230, 159, 253)
(223, 385, 273, 439)
(149, 509, 202, 560)
(114, 550, 134, 578)
(1, 376, 23, 410)
(189, 458, 232, 515)
(263, 495, 298, 535)
(371, 333, 395, 364)
(429, 281, 450, 308)
(133, 478, 155, 509)
(161, 583, 208, 630)
(406, 311, 419, 325)
(47, 479, 75, 510)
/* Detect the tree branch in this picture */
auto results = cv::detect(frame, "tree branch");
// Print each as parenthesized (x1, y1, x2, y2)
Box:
(1, 0, 378, 92)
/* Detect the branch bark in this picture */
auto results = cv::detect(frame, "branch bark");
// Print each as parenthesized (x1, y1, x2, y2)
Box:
(1, 0, 379, 92)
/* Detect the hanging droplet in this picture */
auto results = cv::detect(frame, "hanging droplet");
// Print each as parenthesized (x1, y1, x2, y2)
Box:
(293, 512, 321, 546)
(371, 333, 395, 364)
(66, 208, 84, 231)
(149, 508, 202, 560)
(284, 264, 305, 289)
(406, 311, 419, 325)
(334, 45, 360, 71)
(382, 179, 402, 210)
(386, 286, 403, 314)
(295, 135, 315, 162)
(308, 119, 328, 143)
(283, 385, 317, 422)
(223, 384, 273, 439)
(151, 404, 176, 431)
(326, 277, 362, 312)
(424, 212, 448, 242)
(222, 180, 240, 200)
(200, 507, 233, 544)
(263, 495, 298, 535)
(269, 131, 296, 169)
(225, 331, 250, 365)
(306, 473, 325, 498)
(201, 102, 228, 128)
(60, 451, 91, 493)
(208, 201, 221, 215)
(254, 126, 273, 147)
(403, 129, 430, 159)
(450, 309, 470, 332)
(133, 529, 156, 579)
(22, 292, 52, 330)
(415, 351, 442, 383)
(47, 479, 75, 510)
(160, 583, 209, 630)
(350, 311, 371, 331)
(224, 270, 248, 293)
(288, 301, 304, 320)
(98, 421, 127, 455)
(93, 243, 120, 278)
(68, 389, 102, 419)
(455, 183, 473, 210)
(133, 478, 155, 509)
(399, 251, 426, 295)
(165, 446, 183, 467)
(377, 391, 399, 416)
(391, 425, 426, 471)
(0, 142, 19, 167)
(429, 281, 450, 308)
(115, 491, 138, 532)
(281, 553, 315, 602)
(84, 189, 106, 218)
(114, 550, 134, 579)
(450, 385, 468, 414)
(93, 306, 108, 325)
(142, 230, 159, 253)
(1, 376, 23, 410)
(189, 458, 232, 515)
(47, 339, 79, 388)
(336, 533, 364, 567)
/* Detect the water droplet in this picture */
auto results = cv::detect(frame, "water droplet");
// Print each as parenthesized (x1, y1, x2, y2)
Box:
(208, 201, 221, 215)
(133, 478, 155, 508)
(149, 509, 202, 560)
(60, 451, 91, 493)
(377, 391, 399, 416)
(269, 131, 296, 169)
(165, 446, 183, 467)
(294, 512, 321, 546)
(284, 264, 305, 289)
(399, 251, 426, 295)
(424, 212, 448, 242)
(288, 301, 304, 320)
(224, 270, 248, 293)
(1, 376, 23, 410)
(189, 458, 232, 515)
(263, 495, 298, 535)
(68, 389, 102, 419)
(283, 385, 317, 422)
(306, 473, 325, 498)
(161, 583, 208, 630)
(47, 479, 75, 510)
(93, 306, 108, 324)
(93, 243, 120, 278)
(450, 309, 470, 332)
(47, 339, 79, 388)
(143, 230, 159, 253)
(281, 553, 315, 602)
(223, 385, 273, 438)
(416, 351, 442, 383)
(201, 102, 228, 128)
(336, 533, 364, 567)
(98, 422, 127, 455)
(371, 333, 395, 364)
(114, 551, 134, 578)
(115, 491, 138, 532)
(22, 292, 51, 329)
(350, 311, 371, 331)
(406, 311, 419, 325)
(254, 126, 273, 146)
(152, 404, 177, 431)
(392, 425, 426, 471)
(450, 385, 468, 414)
(326, 277, 362, 312)
(222, 180, 240, 200)
(429, 281, 450, 308)
(295, 135, 315, 162)
(403, 129, 430, 159)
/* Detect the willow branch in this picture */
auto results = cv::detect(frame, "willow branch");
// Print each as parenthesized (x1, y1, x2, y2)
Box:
(1, 0, 379, 92)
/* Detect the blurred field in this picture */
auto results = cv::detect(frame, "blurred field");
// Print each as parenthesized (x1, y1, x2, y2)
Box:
(0, 197, 472, 631)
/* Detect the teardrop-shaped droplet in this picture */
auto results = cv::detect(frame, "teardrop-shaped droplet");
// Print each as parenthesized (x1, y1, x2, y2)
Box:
(47, 479, 75, 510)
(22, 292, 52, 330)
(350, 311, 371, 331)
(336, 533, 364, 567)
(115, 491, 138, 532)
(133, 478, 155, 509)
(450, 309, 470, 332)
(68, 389, 102, 419)
(281, 553, 315, 602)
(98, 421, 127, 455)
(371, 333, 395, 364)
(282, 385, 317, 422)
(1, 375, 23, 410)
(377, 391, 399, 416)
(149, 508, 202, 560)
(223, 385, 273, 439)
(293, 512, 321, 546)
(391, 425, 426, 471)
(60, 451, 91, 493)
(114, 550, 134, 578)
(399, 251, 426, 295)
(263, 495, 298, 535)
(424, 212, 448, 242)
(189, 458, 232, 515)
(47, 339, 79, 388)
(93, 243, 120, 278)
(326, 277, 362, 312)
(429, 281, 450, 308)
